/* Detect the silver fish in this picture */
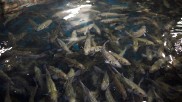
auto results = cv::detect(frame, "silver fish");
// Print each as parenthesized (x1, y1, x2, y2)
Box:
(101, 72, 110, 91)
(149, 58, 167, 73)
(65, 78, 76, 102)
(109, 51, 131, 66)
(84, 34, 92, 55)
(48, 66, 68, 80)
(80, 81, 98, 102)
(102, 41, 121, 68)
(56, 38, 72, 54)
(29, 19, 52, 31)
(45, 68, 58, 102)
(105, 88, 116, 102)
(132, 26, 146, 38)
(100, 18, 127, 23)
(112, 67, 147, 97)
(99, 12, 126, 17)
(66, 30, 86, 43)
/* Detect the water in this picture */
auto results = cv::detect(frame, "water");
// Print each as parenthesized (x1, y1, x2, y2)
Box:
(0, 0, 182, 102)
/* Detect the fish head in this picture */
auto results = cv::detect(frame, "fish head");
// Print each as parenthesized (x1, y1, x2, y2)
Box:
(84, 50, 90, 55)
(78, 64, 85, 70)
(111, 61, 122, 68)
(133, 89, 147, 97)
(121, 59, 131, 65)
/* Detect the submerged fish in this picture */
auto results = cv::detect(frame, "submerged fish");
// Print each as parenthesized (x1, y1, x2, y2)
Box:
(56, 38, 72, 54)
(100, 18, 127, 23)
(110, 70, 127, 100)
(101, 71, 110, 91)
(112, 67, 147, 97)
(99, 12, 126, 17)
(102, 41, 121, 68)
(64, 58, 85, 70)
(132, 26, 146, 38)
(109, 51, 131, 66)
(132, 38, 139, 52)
(45, 68, 58, 102)
(136, 38, 154, 45)
(29, 19, 52, 31)
(105, 87, 116, 102)
(48, 66, 68, 80)
(80, 81, 98, 102)
(84, 34, 92, 55)
(142, 47, 154, 61)
(65, 78, 76, 102)
(149, 58, 167, 73)
(66, 30, 86, 43)
(34, 66, 44, 90)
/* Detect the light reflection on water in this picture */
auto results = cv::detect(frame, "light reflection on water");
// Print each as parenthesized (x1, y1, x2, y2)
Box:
(0, 47, 12, 56)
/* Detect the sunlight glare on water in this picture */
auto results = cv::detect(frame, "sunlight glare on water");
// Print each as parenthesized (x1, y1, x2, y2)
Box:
(63, 4, 92, 20)
(0, 47, 12, 56)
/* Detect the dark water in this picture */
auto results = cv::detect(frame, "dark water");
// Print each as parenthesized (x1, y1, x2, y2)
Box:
(0, 0, 182, 102)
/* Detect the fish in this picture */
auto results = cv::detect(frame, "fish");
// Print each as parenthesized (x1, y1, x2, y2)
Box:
(112, 67, 147, 97)
(37, 19, 52, 31)
(48, 66, 68, 80)
(109, 51, 131, 66)
(64, 78, 76, 102)
(148, 34, 163, 44)
(133, 38, 139, 52)
(64, 58, 85, 70)
(67, 68, 75, 78)
(45, 68, 58, 102)
(34, 66, 44, 89)
(29, 19, 52, 31)
(76, 23, 100, 35)
(76, 23, 94, 34)
(89, 46, 102, 54)
(100, 18, 127, 23)
(48, 25, 61, 43)
(101, 71, 110, 91)
(149, 58, 167, 73)
(132, 26, 146, 38)
(110, 70, 127, 100)
(110, 5, 128, 10)
(92, 23, 101, 35)
(132, 60, 146, 74)
(101, 40, 121, 68)
(66, 30, 86, 44)
(156, 46, 166, 58)
(79, 80, 98, 102)
(91, 38, 97, 47)
(142, 47, 154, 61)
(56, 38, 72, 54)
(105, 87, 116, 102)
(84, 34, 92, 55)
(147, 88, 155, 102)
(163, 0, 170, 8)
(99, 12, 126, 17)
(115, 25, 125, 30)
(135, 38, 154, 45)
